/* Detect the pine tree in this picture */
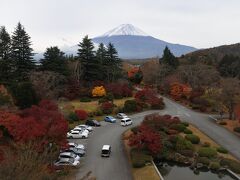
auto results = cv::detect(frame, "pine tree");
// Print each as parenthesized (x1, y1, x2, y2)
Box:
(40, 46, 68, 76)
(96, 43, 107, 80)
(0, 26, 11, 60)
(160, 46, 179, 69)
(11, 22, 35, 81)
(77, 35, 100, 81)
(0, 26, 13, 83)
(106, 43, 122, 82)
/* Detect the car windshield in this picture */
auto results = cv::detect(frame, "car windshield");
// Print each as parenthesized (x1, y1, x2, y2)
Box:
(102, 150, 109, 154)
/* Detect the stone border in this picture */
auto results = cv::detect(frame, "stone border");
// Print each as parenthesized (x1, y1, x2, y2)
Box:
(152, 160, 164, 180)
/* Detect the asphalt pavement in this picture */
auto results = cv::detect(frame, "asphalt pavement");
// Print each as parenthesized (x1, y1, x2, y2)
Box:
(72, 97, 240, 180)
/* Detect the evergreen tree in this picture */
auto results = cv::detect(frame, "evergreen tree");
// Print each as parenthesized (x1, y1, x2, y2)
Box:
(96, 43, 107, 80)
(11, 22, 35, 81)
(0, 26, 11, 60)
(106, 43, 122, 82)
(40, 46, 68, 76)
(218, 55, 240, 79)
(0, 26, 13, 83)
(77, 35, 100, 81)
(160, 46, 179, 69)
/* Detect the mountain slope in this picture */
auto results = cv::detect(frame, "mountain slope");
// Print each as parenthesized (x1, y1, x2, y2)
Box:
(180, 43, 240, 64)
(92, 24, 197, 59)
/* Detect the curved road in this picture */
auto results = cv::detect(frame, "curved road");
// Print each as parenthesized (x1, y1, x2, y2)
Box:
(73, 97, 240, 180)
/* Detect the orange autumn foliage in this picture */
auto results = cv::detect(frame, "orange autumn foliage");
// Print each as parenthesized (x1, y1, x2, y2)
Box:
(170, 83, 192, 100)
(92, 86, 106, 97)
(128, 67, 140, 78)
(235, 105, 240, 121)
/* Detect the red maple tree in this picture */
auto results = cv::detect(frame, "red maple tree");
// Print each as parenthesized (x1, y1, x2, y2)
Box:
(128, 124, 162, 154)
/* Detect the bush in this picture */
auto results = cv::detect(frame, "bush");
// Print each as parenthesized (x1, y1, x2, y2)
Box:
(9, 82, 39, 109)
(75, 109, 88, 120)
(100, 101, 114, 114)
(94, 109, 103, 116)
(175, 136, 194, 152)
(80, 97, 91, 102)
(233, 127, 240, 133)
(185, 134, 200, 144)
(183, 128, 192, 134)
(202, 142, 210, 147)
(149, 97, 165, 110)
(167, 129, 179, 135)
(198, 147, 217, 158)
(209, 162, 220, 170)
(217, 147, 228, 154)
(170, 123, 186, 132)
(179, 149, 194, 157)
(124, 100, 137, 113)
(181, 122, 189, 127)
(197, 157, 210, 166)
(68, 112, 79, 122)
(131, 127, 139, 134)
(219, 121, 227, 125)
(92, 86, 106, 97)
(220, 158, 240, 174)
(0, 93, 11, 106)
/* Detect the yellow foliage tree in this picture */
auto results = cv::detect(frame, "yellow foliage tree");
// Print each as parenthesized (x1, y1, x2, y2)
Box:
(92, 86, 106, 97)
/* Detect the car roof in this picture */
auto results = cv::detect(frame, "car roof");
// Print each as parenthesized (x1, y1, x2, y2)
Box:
(106, 116, 113, 118)
(60, 152, 73, 156)
(119, 113, 126, 115)
(102, 145, 111, 150)
(122, 117, 131, 120)
(58, 158, 73, 162)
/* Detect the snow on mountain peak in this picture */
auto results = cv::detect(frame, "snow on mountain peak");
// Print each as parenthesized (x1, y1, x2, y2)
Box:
(99, 24, 148, 37)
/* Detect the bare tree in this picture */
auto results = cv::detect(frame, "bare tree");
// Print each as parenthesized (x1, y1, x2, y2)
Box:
(220, 78, 240, 120)
(30, 71, 66, 99)
(178, 64, 220, 88)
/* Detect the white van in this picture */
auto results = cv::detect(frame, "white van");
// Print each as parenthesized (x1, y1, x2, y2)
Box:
(101, 145, 111, 157)
(121, 118, 132, 126)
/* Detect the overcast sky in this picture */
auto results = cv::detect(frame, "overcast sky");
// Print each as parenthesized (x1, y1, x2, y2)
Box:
(1, 0, 240, 52)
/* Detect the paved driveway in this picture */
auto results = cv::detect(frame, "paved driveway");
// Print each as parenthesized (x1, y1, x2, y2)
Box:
(73, 97, 240, 180)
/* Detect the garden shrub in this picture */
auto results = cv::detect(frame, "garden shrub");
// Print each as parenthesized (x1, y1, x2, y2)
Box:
(92, 86, 106, 97)
(202, 142, 211, 147)
(217, 147, 228, 154)
(197, 157, 210, 166)
(0, 93, 11, 106)
(185, 134, 200, 144)
(124, 100, 137, 112)
(170, 123, 186, 132)
(68, 112, 79, 122)
(181, 122, 189, 127)
(94, 109, 103, 116)
(149, 97, 165, 110)
(80, 97, 91, 102)
(183, 128, 192, 134)
(167, 129, 179, 135)
(220, 158, 240, 174)
(175, 136, 194, 152)
(198, 147, 217, 158)
(131, 127, 139, 134)
(233, 127, 240, 133)
(75, 109, 88, 120)
(105, 83, 133, 98)
(9, 82, 39, 109)
(209, 162, 220, 170)
(219, 121, 227, 125)
(179, 149, 194, 157)
(100, 101, 114, 114)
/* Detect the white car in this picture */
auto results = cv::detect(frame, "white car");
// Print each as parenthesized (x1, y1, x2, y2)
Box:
(54, 158, 80, 167)
(68, 142, 85, 150)
(76, 125, 93, 132)
(116, 113, 128, 119)
(72, 127, 89, 134)
(67, 130, 88, 139)
(121, 117, 133, 126)
(59, 152, 80, 161)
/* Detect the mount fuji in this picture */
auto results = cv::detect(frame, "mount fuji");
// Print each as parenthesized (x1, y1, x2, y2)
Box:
(92, 24, 197, 59)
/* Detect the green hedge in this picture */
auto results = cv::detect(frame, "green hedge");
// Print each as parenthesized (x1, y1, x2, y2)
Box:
(183, 128, 192, 134)
(197, 157, 210, 166)
(185, 134, 200, 144)
(80, 97, 91, 102)
(124, 100, 137, 113)
(68, 112, 79, 122)
(130, 149, 152, 168)
(170, 123, 186, 132)
(217, 147, 228, 154)
(198, 147, 217, 158)
(209, 162, 220, 170)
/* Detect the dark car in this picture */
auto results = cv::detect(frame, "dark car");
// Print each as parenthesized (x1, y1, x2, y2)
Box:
(61, 147, 85, 157)
(86, 119, 101, 127)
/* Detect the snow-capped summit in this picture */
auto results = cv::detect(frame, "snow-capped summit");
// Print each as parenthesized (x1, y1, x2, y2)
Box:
(99, 24, 148, 37)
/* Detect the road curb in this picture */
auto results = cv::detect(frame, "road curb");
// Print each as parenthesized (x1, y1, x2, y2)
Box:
(151, 160, 164, 180)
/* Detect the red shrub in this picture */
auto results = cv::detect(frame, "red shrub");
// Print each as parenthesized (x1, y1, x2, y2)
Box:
(105, 83, 133, 98)
(101, 101, 114, 114)
(75, 110, 88, 120)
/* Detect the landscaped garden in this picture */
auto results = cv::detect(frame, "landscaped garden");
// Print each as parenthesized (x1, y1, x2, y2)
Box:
(124, 113, 240, 179)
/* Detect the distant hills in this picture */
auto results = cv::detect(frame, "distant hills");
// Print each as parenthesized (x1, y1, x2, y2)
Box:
(180, 43, 240, 64)
(92, 24, 197, 59)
